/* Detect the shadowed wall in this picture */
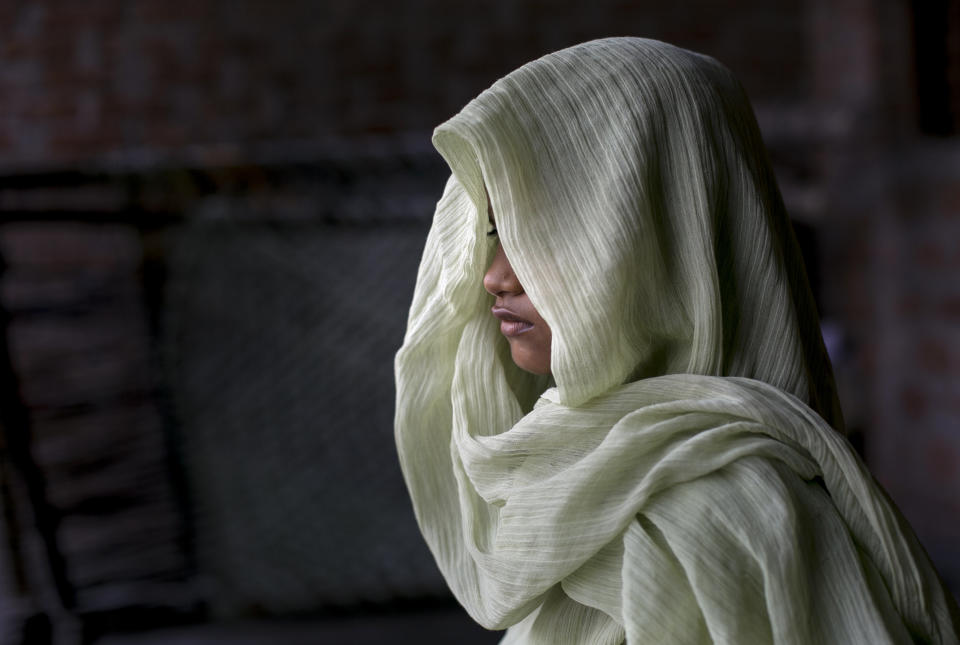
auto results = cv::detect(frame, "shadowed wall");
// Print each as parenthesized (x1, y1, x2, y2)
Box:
(0, 1, 957, 643)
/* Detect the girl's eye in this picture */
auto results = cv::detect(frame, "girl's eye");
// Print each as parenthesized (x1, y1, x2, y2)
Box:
(486, 227, 498, 237)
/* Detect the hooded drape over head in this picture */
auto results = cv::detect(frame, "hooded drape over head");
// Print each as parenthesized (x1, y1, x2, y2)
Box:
(395, 38, 960, 644)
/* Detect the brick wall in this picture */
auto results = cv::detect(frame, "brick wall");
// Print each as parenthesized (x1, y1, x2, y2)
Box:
(868, 146, 960, 584)
(805, 0, 960, 591)
(0, 0, 806, 170)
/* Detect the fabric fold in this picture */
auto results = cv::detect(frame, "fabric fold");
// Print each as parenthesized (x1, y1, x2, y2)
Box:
(394, 37, 960, 643)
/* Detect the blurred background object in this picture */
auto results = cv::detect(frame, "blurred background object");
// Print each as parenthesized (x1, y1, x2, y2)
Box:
(0, 1, 957, 643)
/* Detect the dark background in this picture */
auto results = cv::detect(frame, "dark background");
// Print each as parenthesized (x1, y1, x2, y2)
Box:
(0, 1, 957, 644)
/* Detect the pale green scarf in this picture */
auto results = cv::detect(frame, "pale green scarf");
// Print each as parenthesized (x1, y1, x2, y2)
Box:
(395, 38, 959, 644)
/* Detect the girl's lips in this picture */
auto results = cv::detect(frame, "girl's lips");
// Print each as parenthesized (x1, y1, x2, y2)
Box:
(499, 320, 534, 336)
(491, 307, 535, 337)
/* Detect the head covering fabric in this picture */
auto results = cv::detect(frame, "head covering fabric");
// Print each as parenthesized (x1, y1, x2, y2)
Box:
(395, 38, 960, 644)
(428, 37, 840, 421)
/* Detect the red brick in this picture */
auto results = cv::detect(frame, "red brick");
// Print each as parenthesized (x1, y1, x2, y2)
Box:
(939, 297, 960, 321)
(926, 435, 960, 488)
(901, 385, 929, 419)
(915, 338, 953, 374)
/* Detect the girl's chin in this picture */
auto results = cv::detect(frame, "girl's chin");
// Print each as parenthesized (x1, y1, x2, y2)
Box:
(509, 344, 551, 375)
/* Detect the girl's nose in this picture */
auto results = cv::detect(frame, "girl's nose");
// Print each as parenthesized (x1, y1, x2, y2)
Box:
(483, 243, 523, 296)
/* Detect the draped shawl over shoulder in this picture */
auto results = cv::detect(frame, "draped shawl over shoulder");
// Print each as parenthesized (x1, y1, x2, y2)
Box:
(394, 38, 960, 644)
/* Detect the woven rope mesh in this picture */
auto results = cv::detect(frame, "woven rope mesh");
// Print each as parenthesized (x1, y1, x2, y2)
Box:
(162, 212, 448, 616)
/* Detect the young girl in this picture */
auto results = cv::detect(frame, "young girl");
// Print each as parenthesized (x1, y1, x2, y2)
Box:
(395, 37, 960, 644)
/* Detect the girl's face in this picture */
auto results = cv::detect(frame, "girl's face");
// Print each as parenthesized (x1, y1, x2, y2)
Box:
(482, 210, 553, 375)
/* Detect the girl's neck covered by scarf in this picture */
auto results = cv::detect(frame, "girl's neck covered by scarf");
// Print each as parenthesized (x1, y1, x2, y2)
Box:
(395, 38, 959, 644)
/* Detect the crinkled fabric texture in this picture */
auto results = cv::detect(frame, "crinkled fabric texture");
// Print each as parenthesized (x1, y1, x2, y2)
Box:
(394, 38, 960, 644)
